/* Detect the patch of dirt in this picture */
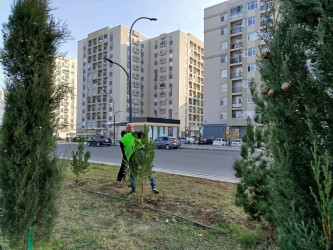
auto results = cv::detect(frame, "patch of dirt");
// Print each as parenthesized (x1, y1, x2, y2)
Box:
(193, 208, 222, 226)
(83, 180, 229, 228)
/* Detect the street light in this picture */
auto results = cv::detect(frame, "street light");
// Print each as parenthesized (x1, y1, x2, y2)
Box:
(129, 17, 157, 122)
(104, 57, 129, 81)
(104, 58, 129, 144)
(113, 110, 122, 145)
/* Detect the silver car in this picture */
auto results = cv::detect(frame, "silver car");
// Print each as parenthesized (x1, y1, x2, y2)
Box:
(154, 136, 181, 149)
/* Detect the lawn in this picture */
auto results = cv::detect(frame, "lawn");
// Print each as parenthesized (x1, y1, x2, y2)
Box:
(2, 161, 274, 249)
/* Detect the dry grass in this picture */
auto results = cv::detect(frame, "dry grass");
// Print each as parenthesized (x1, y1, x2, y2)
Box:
(30, 162, 274, 249)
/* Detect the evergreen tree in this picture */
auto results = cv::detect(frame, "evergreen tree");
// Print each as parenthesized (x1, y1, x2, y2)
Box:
(233, 119, 271, 222)
(252, 0, 333, 247)
(71, 142, 91, 184)
(132, 125, 156, 203)
(0, 0, 69, 247)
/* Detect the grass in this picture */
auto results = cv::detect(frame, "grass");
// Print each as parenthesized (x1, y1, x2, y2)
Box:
(2, 161, 275, 249)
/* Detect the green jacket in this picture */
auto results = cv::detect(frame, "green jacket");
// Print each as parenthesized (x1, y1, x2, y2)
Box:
(120, 131, 143, 161)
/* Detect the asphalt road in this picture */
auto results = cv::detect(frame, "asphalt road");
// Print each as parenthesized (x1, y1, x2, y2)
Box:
(56, 143, 241, 183)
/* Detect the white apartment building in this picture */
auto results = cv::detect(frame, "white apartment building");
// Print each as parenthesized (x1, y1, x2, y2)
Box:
(77, 25, 204, 139)
(149, 31, 204, 137)
(204, 0, 271, 139)
(77, 25, 152, 139)
(54, 56, 77, 138)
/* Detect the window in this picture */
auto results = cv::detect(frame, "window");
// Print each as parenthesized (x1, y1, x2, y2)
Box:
(248, 63, 257, 72)
(220, 98, 227, 106)
(245, 16, 255, 26)
(221, 70, 227, 78)
(247, 0, 258, 10)
(221, 55, 227, 63)
(245, 47, 255, 57)
(220, 84, 227, 92)
(221, 13, 227, 22)
(247, 32, 258, 41)
(220, 41, 228, 50)
(221, 27, 227, 36)
(220, 112, 227, 120)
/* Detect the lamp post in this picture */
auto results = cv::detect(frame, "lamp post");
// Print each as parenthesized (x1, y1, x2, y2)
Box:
(129, 17, 157, 122)
(104, 57, 129, 81)
(113, 110, 122, 145)
(104, 58, 128, 145)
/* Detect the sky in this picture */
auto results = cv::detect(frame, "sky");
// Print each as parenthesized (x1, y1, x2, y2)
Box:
(0, 0, 227, 88)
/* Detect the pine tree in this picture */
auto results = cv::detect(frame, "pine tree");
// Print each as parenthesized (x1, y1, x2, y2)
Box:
(233, 119, 271, 222)
(132, 125, 156, 203)
(0, 0, 69, 248)
(71, 142, 91, 184)
(252, 0, 333, 247)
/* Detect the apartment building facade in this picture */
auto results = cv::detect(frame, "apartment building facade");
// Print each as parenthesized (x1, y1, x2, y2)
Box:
(149, 31, 204, 137)
(54, 56, 77, 138)
(77, 25, 204, 139)
(77, 25, 155, 139)
(204, 0, 271, 139)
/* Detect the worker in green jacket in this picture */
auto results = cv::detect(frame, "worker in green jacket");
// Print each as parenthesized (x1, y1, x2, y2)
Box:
(120, 123, 159, 194)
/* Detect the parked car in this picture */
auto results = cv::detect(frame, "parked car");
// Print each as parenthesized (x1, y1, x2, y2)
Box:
(212, 138, 227, 146)
(179, 137, 194, 144)
(73, 136, 89, 142)
(179, 137, 186, 144)
(198, 137, 214, 145)
(87, 135, 112, 147)
(191, 136, 199, 143)
(231, 139, 242, 146)
(154, 136, 181, 149)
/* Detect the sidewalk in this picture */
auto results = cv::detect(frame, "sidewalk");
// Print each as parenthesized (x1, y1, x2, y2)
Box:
(179, 143, 240, 151)
(58, 141, 241, 151)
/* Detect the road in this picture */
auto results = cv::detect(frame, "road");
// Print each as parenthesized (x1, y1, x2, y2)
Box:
(56, 143, 241, 183)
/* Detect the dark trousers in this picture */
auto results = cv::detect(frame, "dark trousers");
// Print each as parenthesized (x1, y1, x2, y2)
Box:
(116, 156, 128, 182)
(129, 153, 157, 192)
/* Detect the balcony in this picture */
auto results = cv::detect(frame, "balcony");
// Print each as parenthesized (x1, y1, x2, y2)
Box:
(232, 115, 243, 120)
(232, 87, 243, 93)
(230, 57, 242, 64)
(232, 103, 242, 108)
(231, 42, 242, 50)
(133, 108, 140, 113)
(231, 27, 242, 35)
(133, 99, 139, 105)
(132, 46, 140, 53)
(132, 81, 140, 88)
(230, 12, 242, 21)
(230, 72, 242, 79)
(260, 2, 272, 12)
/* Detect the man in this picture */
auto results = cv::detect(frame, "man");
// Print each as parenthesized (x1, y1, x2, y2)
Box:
(116, 130, 128, 183)
(120, 123, 159, 194)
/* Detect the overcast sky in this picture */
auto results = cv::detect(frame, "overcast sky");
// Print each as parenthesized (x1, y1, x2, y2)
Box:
(0, 0, 227, 88)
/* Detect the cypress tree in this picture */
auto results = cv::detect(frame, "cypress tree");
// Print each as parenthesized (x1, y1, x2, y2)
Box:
(0, 0, 69, 247)
(252, 0, 333, 247)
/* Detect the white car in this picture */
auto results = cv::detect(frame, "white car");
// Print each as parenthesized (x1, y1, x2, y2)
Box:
(212, 138, 227, 146)
(231, 139, 242, 146)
